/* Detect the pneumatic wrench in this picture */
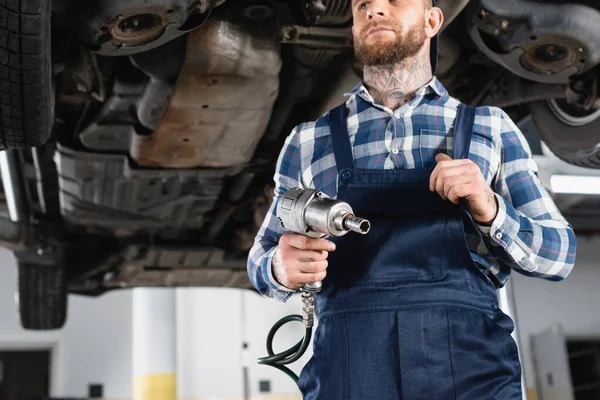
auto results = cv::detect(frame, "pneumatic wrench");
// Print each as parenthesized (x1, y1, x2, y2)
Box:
(276, 187, 371, 291)
(257, 187, 370, 384)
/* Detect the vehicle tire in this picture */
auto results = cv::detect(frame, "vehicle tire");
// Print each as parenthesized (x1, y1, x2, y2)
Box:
(529, 99, 600, 168)
(0, 0, 52, 149)
(17, 261, 67, 330)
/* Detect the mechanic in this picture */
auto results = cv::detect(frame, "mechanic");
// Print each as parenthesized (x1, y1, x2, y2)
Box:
(247, 0, 577, 398)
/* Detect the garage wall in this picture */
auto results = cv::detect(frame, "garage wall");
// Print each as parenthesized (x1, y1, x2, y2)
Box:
(0, 248, 133, 399)
(176, 287, 311, 399)
(512, 234, 600, 399)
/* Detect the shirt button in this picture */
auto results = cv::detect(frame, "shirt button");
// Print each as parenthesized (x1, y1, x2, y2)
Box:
(340, 169, 352, 181)
(495, 232, 503, 240)
(392, 149, 399, 154)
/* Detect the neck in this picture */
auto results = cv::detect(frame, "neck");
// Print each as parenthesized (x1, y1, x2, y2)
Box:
(363, 47, 433, 110)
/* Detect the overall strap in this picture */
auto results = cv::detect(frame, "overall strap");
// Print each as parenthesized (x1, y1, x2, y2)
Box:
(328, 104, 355, 177)
(452, 104, 476, 160)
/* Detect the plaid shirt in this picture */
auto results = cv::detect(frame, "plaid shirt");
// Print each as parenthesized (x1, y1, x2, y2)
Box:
(247, 77, 577, 302)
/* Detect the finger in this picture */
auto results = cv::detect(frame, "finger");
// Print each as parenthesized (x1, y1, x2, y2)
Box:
(298, 271, 327, 284)
(432, 160, 477, 189)
(288, 270, 327, 287)
(435, 153, 452, 162)
(446, 184, 468, 204)
(295, 249, 329, 262)
(441, 174, 475, 200)
(429, 158, 473, 191)
(435, 164, 474, 197)
(281, 234, 336, 251)
(297, 259, 329, 274)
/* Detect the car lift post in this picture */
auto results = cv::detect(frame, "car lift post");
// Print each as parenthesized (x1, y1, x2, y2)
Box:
(132, 288, 177, 400)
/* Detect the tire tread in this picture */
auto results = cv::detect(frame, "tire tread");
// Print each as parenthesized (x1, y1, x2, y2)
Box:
(0, 0, 50, 150)
(18, 261, 67, 330)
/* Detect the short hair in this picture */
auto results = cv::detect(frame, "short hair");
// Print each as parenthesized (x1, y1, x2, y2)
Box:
(423, 0, 433, 9)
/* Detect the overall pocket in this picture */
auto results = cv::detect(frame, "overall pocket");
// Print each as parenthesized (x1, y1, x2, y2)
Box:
(327, 212, 448, 287)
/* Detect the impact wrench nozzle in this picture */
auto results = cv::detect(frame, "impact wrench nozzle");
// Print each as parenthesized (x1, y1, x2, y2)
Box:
(343, 215, 371, 234)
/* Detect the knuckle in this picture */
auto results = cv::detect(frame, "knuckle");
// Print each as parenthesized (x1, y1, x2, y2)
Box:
(279, 244, 291, 257)
(313, 262, 323, 273)
(278, 234, 287, 246)
(302, 236, 312, 249)
(319, 239, 332, 249)
(313, 260, 326, 272)
(281, 234, 295, 248)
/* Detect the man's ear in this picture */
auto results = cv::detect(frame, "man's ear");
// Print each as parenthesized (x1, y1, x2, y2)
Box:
(352, 24, 357, 38)
(426, 7, 444, 38)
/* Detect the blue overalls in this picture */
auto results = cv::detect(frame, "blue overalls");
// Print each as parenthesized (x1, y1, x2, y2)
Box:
(297, 103, 523, 399)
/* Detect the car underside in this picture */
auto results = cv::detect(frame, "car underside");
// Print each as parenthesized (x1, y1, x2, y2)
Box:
(0, 0, 599, 329)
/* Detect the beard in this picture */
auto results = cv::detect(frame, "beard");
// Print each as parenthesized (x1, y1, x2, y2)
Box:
(354, 19, 426, 66)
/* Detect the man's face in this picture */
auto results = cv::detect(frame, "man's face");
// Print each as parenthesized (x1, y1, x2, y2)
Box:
(352, 0, 429, 66)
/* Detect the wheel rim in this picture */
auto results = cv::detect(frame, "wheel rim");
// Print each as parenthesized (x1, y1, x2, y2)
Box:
(548, 98, 600, 127)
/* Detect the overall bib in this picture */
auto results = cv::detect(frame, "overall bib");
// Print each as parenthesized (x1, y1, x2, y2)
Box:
(297, 103, 523, 399)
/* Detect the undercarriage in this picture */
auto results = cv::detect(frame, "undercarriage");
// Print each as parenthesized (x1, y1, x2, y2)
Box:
(1, 0, 600, 329)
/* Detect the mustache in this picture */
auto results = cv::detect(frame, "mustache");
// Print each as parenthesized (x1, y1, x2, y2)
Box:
(361, 21, 399, 36)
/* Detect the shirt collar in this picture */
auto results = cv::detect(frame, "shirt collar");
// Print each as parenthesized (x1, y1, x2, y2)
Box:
(343, 76, 448, 102)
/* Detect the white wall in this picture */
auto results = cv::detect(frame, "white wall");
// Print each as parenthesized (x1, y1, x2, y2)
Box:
(512, 234, 600, 393)
(0, 248, 133, 398)
(177, 287, 312, 398)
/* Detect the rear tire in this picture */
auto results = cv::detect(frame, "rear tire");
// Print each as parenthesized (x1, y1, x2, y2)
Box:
(529, 99, 600, 168)
(0, 0, 52, 149)
(17, 261, 67, 330)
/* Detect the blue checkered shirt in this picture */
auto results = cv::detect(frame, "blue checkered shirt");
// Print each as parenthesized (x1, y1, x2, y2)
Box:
(247, 77, 577, 302)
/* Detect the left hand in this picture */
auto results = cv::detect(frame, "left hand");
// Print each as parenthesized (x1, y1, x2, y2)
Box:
(429, 153, 498, 225)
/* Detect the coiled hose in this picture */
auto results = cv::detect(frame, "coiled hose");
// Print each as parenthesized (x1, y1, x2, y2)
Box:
(257, 291, 316, 384)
